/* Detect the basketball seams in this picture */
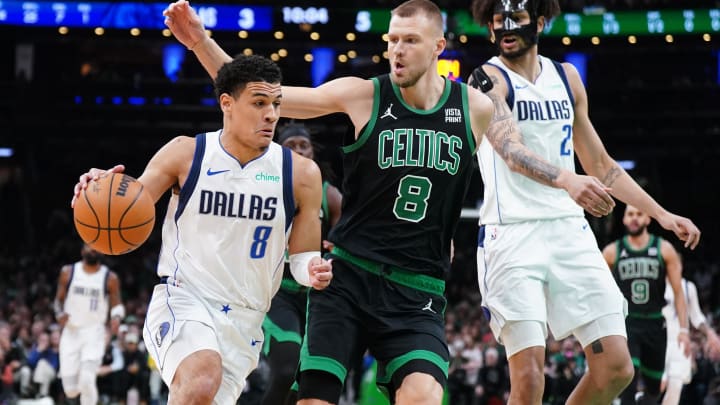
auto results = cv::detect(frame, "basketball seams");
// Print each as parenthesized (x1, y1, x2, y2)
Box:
(78, 188, 101, 244)
(117, 183, 154, 248)
(107, 173, 116, 254)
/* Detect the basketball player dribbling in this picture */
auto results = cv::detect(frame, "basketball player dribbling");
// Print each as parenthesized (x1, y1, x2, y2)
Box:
(71, 55, 333, 405)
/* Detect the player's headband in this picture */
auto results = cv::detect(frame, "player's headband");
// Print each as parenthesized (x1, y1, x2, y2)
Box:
(277, 124, 311, 145)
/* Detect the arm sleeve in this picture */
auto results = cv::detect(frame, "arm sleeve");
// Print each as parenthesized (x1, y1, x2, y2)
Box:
(686, 281, 707, 329)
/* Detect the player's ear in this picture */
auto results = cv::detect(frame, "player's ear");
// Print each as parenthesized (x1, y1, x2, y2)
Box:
(536, 16, 545, 33)
(219, 94, 232, 112)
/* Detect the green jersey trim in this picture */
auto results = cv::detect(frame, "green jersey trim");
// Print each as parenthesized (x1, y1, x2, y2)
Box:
(390, 76, 451, 115)
(343, 77, 381, 154)
(331, 246, 445, 295)
(280, 278, 308, 293)
(627, 311, 663, 319)
(621, 234, 656, 254)
(375, 349, 449, 384)
(261, 316, 302, 355)
(300, 352, 348, 382)
(632, 357, 665, 380)
(321, 180, 330, 222)
(460, 83, 477, 153)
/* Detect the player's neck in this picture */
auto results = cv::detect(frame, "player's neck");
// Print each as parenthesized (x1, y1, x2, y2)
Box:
(397, 72, 446, 111)
(82, 262, 101, 273)
(626, 232, 650, 249)
(499, 49, 541, 83)
(220, 131, 265, 165)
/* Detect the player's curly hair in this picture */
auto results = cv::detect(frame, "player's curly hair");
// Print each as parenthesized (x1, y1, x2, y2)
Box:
(471, 0, 561, 27)
(214, 55, 282, 99)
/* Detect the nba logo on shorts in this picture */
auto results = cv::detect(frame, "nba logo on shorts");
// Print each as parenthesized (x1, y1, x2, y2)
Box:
(156, 322, 170, 347)
(490, 227, 498, 241)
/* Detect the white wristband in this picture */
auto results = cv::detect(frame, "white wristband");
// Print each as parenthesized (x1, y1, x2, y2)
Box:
(110, 304, 126, 320)
(679, 327, 689, 335)
(289, 251, 320, 287)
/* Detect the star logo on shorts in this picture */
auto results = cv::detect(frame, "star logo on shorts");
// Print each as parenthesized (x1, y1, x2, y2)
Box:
(221, 304, 231, 314)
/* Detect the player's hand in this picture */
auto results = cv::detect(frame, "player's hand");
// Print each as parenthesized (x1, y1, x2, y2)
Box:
(163, 0, 208, 50)
(559, 172, 615, 217)
(308, 257, 333, 290)
(656, 212, 701, 249)
(705, 332, 720, 361)
(678, 331, 691, 358)
(322, 240, 335, 252)
(71, 164, 125, 208)
(56, 312, 69, 328)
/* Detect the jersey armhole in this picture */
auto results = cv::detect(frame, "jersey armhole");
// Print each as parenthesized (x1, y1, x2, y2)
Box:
(485, 62, 514, 109)
(342, 77, 380, 154)
(550, 60, 576, 112)
(175, 133, 206, 221)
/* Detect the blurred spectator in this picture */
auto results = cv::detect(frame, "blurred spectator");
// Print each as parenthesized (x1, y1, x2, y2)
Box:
(19, 330, 59, 398)
(120, 331, 149, 405)
(476, 347, 508, 405)
(97, 328, 124, 405)
(0, 320, 27, 399)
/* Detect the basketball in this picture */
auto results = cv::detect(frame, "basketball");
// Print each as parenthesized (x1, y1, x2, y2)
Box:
(73, 172, 155, 255)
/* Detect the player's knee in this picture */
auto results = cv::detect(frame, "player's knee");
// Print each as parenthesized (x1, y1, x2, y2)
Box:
(173, 372, 222, 403)
(514, 363, 545, 395)
(78, 368, 96, 394)
(62, 376, 80, 398)
(396, 372, 443, 405)
(63, 385, 80, 398)
(606, 357, 634, 392)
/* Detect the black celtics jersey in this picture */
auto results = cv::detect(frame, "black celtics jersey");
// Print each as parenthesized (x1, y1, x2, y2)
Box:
(329, 74, 477, 279)
(611, 234, 667, 316)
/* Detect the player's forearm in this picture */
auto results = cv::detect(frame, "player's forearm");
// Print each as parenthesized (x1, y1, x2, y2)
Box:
(483, 90, 563, 187)
(598, 162, 666, 219)
(674, 296, 690, 330)
(192, 37, 233, 80)
(486, 116, 561, 187)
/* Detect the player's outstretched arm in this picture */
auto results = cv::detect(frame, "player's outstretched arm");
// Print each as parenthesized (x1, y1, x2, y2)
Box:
(71, 136, 195, 208)
(468, 66, 615, 217)
(563, 63, 701, 249)
(280, 78, 373, 124)
(664, 241, 691, 356)
(163, 0, 231, 80)
(287, 154, 332, 290)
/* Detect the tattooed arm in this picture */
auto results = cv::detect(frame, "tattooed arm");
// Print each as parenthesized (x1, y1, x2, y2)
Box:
(562, 62, 701, 249)
(469, 65, 615, 217)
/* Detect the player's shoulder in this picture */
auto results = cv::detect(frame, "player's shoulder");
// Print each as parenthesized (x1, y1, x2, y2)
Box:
(658, 239, 681, 261)
(552, 60, 584, 86)
(290, 152, 322, 185)
(601, 239, 619, 255)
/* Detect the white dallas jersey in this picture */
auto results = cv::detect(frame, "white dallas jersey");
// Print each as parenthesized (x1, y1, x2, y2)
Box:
(477, 55, 583, 224)
(64, 262, 110, 328)
(157, 130, 294, 312)
(662, 278, 707, 337)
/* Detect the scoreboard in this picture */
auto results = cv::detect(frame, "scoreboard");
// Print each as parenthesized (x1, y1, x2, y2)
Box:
(0, 1, 273, 31)
(0, 1, 718, 38)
